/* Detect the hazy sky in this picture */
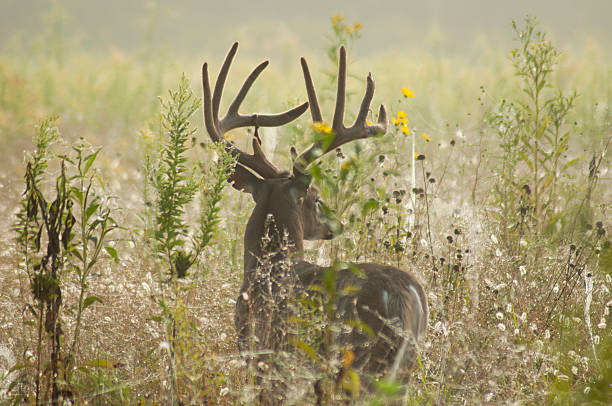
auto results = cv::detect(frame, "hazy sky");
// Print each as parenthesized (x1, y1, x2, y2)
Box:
(2, 0, 611, 59)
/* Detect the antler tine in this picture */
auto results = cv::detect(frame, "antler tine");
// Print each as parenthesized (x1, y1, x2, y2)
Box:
(212, 42, 239, 126)
(223, 60, 269, 129)
(300, 57, 323, 122)
(342, 72, 388, 140)
(332, 46, 347, 131)
(293, 46, 388, 174)
(355, 72, 375, 127)
(202, 62, 222, 143)
(202, 42, 309, 179)
(216, 43, 308, 135)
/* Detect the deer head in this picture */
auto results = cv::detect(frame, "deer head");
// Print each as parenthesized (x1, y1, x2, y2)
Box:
(201, 42, 387, 269)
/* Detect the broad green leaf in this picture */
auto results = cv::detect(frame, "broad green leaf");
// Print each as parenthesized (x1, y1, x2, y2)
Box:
(561, 156, 583, 172)
(83, 149, 101, 175)
(85, 202, 100, 222)
(83, 295, 103, 310)
(71, 187, 84, 206)
(105, 246, 119, 262)
(361, 198, 379, 216)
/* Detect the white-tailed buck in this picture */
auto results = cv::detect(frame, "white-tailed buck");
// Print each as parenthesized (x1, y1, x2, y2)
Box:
(202, 42, 428, 399)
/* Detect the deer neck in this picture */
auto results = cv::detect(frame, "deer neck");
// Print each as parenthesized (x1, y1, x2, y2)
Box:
(243, 198, 304, 274)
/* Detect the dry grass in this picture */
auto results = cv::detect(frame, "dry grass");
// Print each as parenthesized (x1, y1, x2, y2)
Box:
(0, 24, 611, 404)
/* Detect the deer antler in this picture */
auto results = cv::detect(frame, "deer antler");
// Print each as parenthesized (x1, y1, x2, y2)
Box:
(202, 42, 309, 178)
(293, 46, 388, 174)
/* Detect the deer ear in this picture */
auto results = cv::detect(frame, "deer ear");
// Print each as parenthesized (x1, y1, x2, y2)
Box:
(229, 165, 262, 198)
(290, 146, 312, 194)
(288, 171, 311, 206)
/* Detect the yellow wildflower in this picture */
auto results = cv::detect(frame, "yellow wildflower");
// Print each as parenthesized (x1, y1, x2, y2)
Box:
(414, 152, 419, 159)
(509, 49, 515, 56)
(343, 349, 355, 368)
(353, 23, 362, 32)
(421, 132, 430, 142)
(346, 27, 352, 35)
(393, 111, 409, 127)
(401, 126, 411, 135)
(401, 87, 415, 98)
(224, 133, 231, 140)
(331, 14, 344, 27)
(313, 122, 332, 134)
(366, 119, 373, 125)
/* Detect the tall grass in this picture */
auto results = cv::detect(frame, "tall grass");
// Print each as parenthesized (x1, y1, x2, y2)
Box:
(0, 13, 610, 405)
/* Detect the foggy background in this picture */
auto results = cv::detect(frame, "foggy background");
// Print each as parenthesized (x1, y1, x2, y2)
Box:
(2, 0, 611, 60)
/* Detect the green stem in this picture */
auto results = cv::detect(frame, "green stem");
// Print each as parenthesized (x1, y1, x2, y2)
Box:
(533, 70, 540, 229)
(68, 167, 89, 367)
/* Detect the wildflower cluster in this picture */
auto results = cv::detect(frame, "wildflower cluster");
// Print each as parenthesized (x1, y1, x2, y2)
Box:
(330, 14, 362, 36)
(392, 87, 432, 163)
(392, 111, 410, 135)
(327, 14, 362, 63)
(312, 121, 333, 134)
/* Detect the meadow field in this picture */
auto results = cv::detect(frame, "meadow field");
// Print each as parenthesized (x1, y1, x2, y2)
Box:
(0, 8, 611, 405)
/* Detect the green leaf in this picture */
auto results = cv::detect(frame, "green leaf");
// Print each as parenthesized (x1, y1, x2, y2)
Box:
(343, 369, 361, 398)
(541, 132, 554, 146)
(71, 187, 84, 206)
(292, 340, 320, 361)
(348, 264, 366, 279)
(8, 362, 25, 374)
(599, 240, 612, 274)
(83, 149, 101, 175)
(87, 258, 98, 270)
(561, 156, 583, 172)
(535, 118, 548, 140)
(361, 198, 379, 216)
(96, 174, 106, 190)
(374, 378, 404, 396)
(105, 246, 119, 262)
(85, 358, 115, 369)
(85, 202, 100, 222)
(72, 249, 84, 263)
(83, 295, 103, 310)
(540, 173, 554, 190)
